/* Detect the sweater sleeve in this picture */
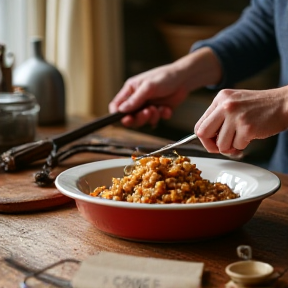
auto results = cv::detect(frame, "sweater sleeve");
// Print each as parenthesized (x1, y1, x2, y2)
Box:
(191, 0, 279, 88)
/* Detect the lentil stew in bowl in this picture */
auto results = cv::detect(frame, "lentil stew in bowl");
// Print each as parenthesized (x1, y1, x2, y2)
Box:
(90, 155, 239, 204)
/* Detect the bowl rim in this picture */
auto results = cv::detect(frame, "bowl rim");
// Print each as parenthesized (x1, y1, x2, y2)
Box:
(55, 157, 281, 210)
(225, 260, 274, 280)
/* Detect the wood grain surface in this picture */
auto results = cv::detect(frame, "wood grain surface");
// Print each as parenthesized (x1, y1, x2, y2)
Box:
(0, 121, 166, 213)
(0, 121, 287, 287)
(0, 180, 287, 287)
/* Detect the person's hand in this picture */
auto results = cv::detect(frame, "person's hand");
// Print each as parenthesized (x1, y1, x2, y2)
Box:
(109, 63, 189, 127)
(194, 86, 288, 156)
(109, 47, 222, 127)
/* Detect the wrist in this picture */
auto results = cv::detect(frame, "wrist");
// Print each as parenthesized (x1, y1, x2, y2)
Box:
(280, 85, 288, 124)
(173, 47, 223, 91)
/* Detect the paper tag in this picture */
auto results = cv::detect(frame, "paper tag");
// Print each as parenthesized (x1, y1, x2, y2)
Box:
(72, 251, 204, 288)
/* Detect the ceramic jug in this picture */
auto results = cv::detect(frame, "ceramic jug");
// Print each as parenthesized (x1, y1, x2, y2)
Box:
(13, 37, 65, 125)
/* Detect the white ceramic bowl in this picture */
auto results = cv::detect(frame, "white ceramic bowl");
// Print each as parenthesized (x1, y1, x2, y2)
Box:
(55, 157, 280, 242)
(225, 260, 274, 285)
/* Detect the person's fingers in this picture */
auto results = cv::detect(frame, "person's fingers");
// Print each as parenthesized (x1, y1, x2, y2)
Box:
(194, 105, 224, 153)
(232, 131, 251, 151)
(199, 137, 220, 153)
(118, 81, 154, 113)
(159, 106, 172, 120)
(132, 108, 154, 127)
(120, 106, 171, 128)
(196, 106, 224, 139)
(109, 82, 134, 113)
(216, 120, 236, 153)
(194, 100, 218, 133)
(121, 110, 152, 127)
(221, 148, 245, 160)
(147, 106, 161, 127)
(120, 115, 135, 127)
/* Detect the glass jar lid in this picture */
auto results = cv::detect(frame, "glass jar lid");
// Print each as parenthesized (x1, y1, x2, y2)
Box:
(0, 92, 37, 105)
(0, 92, 39, 112)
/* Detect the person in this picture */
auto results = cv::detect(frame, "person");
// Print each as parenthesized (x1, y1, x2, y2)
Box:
(109, 0, 288, 174)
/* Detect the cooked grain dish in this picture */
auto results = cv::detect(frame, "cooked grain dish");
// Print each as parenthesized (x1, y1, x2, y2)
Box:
(90, 155, 239, 204)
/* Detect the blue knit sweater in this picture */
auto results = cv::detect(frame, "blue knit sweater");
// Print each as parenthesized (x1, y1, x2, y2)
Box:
(192, 0, 288, 173)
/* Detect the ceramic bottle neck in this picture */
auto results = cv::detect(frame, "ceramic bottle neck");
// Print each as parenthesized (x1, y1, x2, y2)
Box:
(0, 44, 5, 68)
(31, 39, 44, 59)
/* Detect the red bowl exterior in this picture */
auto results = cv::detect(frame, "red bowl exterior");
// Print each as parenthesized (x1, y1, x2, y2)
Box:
(55, 157, 281, 242)
(75, 199, 261, 242)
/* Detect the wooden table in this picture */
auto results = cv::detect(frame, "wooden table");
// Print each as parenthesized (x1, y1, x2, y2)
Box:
(0, 119, 287, 287)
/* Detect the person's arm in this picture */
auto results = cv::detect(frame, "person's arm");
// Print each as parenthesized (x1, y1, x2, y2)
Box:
(109, 47, 222, 127)
(195, 85, 288, 155)
(192, 0, 279, 88)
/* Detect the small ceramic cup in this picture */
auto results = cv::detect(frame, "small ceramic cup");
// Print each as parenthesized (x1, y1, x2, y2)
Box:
(225, 260, 274, 286)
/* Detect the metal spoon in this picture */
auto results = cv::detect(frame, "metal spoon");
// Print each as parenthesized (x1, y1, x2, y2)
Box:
(135, 133, 245, 161)
(136, 133, 198, 160)
(123, 134, 198, 175)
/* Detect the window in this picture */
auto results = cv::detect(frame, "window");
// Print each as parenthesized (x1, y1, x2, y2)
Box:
(0, 0, 29, 67)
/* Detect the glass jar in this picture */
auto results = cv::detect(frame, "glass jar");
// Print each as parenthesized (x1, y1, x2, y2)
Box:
(0, 91, 40, 152)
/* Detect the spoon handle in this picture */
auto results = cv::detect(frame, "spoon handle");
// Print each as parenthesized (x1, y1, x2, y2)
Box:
(139, 133, 198, 158)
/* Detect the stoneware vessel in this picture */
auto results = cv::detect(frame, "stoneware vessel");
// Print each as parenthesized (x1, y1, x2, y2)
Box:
(225, 245, 274, 286)
(13, 37, 65, 126)
(225, 260, 274, 285)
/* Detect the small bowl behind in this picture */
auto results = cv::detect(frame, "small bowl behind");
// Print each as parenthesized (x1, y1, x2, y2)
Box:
(225, 260, 274, 285)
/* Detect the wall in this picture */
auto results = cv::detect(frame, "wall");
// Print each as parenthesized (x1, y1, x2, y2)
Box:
(123, 0, 250, 78)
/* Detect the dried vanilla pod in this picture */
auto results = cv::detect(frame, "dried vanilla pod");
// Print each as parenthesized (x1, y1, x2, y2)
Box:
(0, 111, 126, 172)
(0, 140, 54, 172)
(34, 141, 137, 186)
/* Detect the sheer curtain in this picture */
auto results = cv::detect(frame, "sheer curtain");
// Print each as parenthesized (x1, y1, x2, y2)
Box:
(0, 0, 30, 67)
(0, 0, 124, 117)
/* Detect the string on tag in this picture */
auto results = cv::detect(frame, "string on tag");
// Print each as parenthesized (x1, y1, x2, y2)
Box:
(21, 259, 80, 288)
